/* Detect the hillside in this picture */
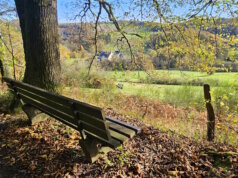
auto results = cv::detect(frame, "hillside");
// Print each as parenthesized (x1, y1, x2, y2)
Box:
(0, 108, 237, 177)
(57, 19, 238, 72)
(1, 18, 237, 77)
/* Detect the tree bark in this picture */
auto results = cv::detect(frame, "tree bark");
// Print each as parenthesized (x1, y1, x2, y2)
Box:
(14, 0, 61, 91)
(204, 84, 215, 141)
(0, 59, 4, 80)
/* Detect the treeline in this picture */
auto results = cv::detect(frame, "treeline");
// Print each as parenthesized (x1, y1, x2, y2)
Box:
(2, 19, 238, 74)
(57, 18, 238, 72)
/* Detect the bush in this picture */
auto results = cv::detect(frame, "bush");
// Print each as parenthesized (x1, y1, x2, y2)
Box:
(212, 85, 238, 115)
(61, 60, 115, 89)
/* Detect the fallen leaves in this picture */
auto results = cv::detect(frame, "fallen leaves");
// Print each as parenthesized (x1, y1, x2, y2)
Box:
(0, 110, 237, 177)
(40, 155, 47, 159)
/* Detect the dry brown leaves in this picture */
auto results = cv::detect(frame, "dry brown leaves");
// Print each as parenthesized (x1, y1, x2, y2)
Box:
(0, 109, 237, 177)
(111, 95, 206, 124)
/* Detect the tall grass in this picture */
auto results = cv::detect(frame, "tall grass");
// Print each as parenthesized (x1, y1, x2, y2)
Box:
(61, 60, 115, 89)
(162, 85, 204, 109)
(60, 62, 238, 146)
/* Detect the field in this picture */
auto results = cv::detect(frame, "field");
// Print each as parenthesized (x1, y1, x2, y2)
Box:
(107, 70, 238, 108)
(59, 60, 238, 145)
(2, 61, 237, 145)
(109, 70, 238, 86)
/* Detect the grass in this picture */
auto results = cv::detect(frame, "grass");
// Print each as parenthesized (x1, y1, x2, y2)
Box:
(60, 62, 237, 145)
(62, 84, 237, 146)
(118, 82, 204, 107)
(61, 60, 238, 112)
(1, 60, 236, 146)
(108, 70, 238, 87)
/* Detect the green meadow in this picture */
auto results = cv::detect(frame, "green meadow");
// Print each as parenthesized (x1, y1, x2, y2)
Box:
(108, 70, 238, 87)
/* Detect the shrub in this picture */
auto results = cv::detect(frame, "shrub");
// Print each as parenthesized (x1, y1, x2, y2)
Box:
(61, 59, 115, 89)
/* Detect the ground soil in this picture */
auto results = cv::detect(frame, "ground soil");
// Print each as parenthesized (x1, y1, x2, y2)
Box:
(0, 107, 237, 178)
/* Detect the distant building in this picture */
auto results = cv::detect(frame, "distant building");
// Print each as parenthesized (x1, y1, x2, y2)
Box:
(97, 51, 123, 62)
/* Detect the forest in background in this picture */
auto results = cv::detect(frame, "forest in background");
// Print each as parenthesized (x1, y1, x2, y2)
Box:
(1, 17, 238, 80)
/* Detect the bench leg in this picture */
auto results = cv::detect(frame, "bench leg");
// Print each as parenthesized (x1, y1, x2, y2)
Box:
(9, 95, 20, 113)
(22, 104, 48, 126)
(79, 136, 113, 163)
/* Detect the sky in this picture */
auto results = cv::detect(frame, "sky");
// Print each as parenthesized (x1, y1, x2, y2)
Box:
(57, 0, 187, 23)
(58, 0, 72, 23)
(57, 0, 137, 23)
(57, 0, 233, 23)
(3, 0, 236, 23)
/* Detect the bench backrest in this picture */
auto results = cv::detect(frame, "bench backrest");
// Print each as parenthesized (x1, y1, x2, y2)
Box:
(3, 77, 112, 143)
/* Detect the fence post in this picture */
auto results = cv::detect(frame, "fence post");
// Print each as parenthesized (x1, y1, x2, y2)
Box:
(204, 84, 215, 141)
(0, 60, 4, 82)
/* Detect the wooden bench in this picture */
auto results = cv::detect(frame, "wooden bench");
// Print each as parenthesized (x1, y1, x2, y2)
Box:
(2, 77, 141, 162)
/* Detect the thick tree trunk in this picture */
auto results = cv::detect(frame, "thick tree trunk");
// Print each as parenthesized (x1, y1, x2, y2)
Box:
(14, 0, 61, 91)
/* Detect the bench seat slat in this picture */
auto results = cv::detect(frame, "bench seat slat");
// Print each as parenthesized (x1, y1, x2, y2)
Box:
(19, 93, 78, 126)
(4, 78, 104, 120)
(19, 94, 110, 140)
(107, 121, 136, 138)
(106, 116, 141, 134)
(16, 87, 74, 116)
(14, 86, 108, 130)
(80, 121, 110, 140)
(76, 111, 108, 131)
(108, 129, 129, 143)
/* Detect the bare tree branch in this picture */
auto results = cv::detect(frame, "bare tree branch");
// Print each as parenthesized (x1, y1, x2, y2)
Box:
(189, 0, 214, 19)
(88, 1, 102, 75)
(0, 8, 15, 16)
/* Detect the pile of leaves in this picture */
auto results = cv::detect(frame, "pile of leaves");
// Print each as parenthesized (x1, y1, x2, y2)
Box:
(0, 109, 237, 177)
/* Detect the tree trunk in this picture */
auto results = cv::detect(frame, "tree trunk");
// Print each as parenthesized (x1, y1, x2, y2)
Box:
(14, 0, 61, 91)
(204, 84, 215, 141)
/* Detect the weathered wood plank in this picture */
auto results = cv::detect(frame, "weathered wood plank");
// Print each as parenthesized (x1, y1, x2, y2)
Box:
(16, 87, 108, 130)
(19, 94, 110, 140)
(107, 121, 136, 138)
(106, 116, 141, 134)
(19, 93, 78, 128)
(108, 129, 129, 143)
(3, 77, 104, 120)
(79, 121, 110, 140)
(16, 87, 73, 116)
(75, 111, 108, 131)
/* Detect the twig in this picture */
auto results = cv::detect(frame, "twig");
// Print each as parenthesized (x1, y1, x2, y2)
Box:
(88, 1, 102, 75)
(189, 0, 214, 19)
(0, 8, 15, 16)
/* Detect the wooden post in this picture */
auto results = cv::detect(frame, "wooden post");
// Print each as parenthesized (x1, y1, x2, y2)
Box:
(204, 84, 215, 141)
(0, 60, 4, 82)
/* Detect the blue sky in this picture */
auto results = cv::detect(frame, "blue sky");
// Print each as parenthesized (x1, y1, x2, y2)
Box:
(57, 0, 136, 23)
(57, 1, 215, 23)
(57, 0, 182, 23)
(58, 0, 71, 23)
(4, 0, 236, 23)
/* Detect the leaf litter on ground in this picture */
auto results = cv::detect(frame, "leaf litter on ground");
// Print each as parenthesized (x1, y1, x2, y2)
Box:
(0, 109, 237, 177)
